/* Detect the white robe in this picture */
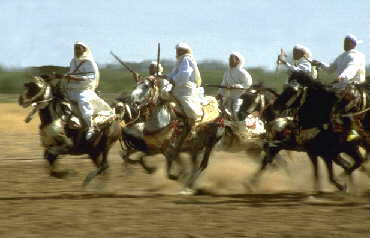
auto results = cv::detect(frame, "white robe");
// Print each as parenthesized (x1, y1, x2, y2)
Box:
(218, 53, 253, 120)
(284, 57, 317, 79)
(168, 54, 203, 121)
(322, 49, 366, 87)
(65, 43, 112, 128)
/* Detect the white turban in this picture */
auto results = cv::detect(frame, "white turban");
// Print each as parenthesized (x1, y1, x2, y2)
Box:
(176, 42, 192, 51)
(230, 51, 245, 68)
(293, 44, 312, 59)
(150, 61, 163, 73)
(74, 41, 94, 61)
(345, 34, 363, 45)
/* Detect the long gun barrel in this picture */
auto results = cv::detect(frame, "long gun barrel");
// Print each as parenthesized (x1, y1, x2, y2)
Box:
(205, 84, 249, 90)
(110, 51, 135, 74)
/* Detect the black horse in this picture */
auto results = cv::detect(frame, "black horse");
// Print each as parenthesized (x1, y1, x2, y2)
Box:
(19, 75, 122, 186)
(253, 72, 365, 191)
(238, 83, 280, 121)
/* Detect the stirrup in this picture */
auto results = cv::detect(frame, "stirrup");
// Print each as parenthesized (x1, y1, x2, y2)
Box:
(85, 128, 95, 140)
(346, 130, 360, 142)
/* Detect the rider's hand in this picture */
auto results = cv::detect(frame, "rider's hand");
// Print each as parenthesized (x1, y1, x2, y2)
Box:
(277, 55, 286, 65)
(65, 75, 75, 80)
(311, 60, 322, 67)
(131, 72, 140, 81)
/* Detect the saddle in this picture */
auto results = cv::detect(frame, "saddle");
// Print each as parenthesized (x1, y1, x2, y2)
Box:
(170, 96, 220, 127)
(56, 100, 114, 131)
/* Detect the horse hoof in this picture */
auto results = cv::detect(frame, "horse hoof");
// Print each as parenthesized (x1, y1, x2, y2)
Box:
(50, 170, 69, 179)
(179, 188, 195, 195)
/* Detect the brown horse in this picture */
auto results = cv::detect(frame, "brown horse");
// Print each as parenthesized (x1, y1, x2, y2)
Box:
(121, 77, 224, 194)
(19, 75, 122, 186)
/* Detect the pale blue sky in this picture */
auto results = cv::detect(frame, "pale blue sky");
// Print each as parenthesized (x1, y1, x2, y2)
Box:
(2, 0, 369, 70)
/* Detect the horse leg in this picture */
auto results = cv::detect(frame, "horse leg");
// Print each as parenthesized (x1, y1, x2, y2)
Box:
(344, 145, 363, 175)
(307, 153, 320, 191)
(164, 125, 189, 180)
(251, 142, 281, 184)
(180, 146, 212, 195)
(139, 155, 157, 174)
(83, 149, 110, 187)
(322, 156, 345, 191)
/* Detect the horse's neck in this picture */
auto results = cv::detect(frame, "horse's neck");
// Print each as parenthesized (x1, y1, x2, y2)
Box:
(39, 103, 56, 127)
(298, 89, 335, 128)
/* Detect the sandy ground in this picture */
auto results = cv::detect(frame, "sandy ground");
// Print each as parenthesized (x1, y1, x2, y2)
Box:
(0, 101, 369, 238)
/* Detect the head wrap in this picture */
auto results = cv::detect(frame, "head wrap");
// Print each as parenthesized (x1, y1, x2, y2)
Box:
(345, 34, 363, 45)
(74, 41, 94, 61)
(229, 52, 245, 69)
(150, 61, 164, 74)
(175, 42, 193, 55)
(293, 44, 312, 59)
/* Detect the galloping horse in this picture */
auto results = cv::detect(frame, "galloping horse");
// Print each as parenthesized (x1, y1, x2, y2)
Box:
(217, 83, 279, 156)
(253, 72, 366, 191)
(19, 75, 121, 186)
(120, 76, 224, 194)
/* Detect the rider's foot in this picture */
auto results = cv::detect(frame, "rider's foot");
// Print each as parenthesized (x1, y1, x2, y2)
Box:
(86, 128, 95, 141)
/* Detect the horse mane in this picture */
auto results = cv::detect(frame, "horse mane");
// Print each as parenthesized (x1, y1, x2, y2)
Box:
(250, 82, 280, 97)
(288, 72, 327, 90)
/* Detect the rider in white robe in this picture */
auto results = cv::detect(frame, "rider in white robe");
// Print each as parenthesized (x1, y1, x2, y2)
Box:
(312, 34, 366, 141)
(278, 44, 317, 80)
(313, 34, 366, 89)
(217, 52, 253, 120)
(168, 42, 203, 124)
(65, 41, 112, 140)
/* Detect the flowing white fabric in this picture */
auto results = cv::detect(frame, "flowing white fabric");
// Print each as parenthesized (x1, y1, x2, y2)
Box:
(218, 52, 253, 120)
(218, 52, 253, 99)
(65, 42, 112, 128)
(285, 57, 317, 79)
(168, 53, 203, 121)
(322, 49, 366, 85)
(67, 41, 100, 91)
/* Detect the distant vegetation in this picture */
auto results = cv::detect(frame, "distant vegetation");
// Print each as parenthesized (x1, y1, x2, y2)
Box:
(2, 59, 366, 98)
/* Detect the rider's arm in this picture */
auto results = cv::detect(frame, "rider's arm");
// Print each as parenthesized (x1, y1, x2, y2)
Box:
(236, 70, 253, 89)
(68, 60, 96, 81)
(285, 59, 311, 74)
(170, 57, 194, 86)
(337, 53, 365, 81)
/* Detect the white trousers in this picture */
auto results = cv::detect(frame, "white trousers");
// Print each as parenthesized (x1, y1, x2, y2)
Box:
(222, 97, 243, 121)
(67, 90, 98, 128)
(172, 81, 203, 121)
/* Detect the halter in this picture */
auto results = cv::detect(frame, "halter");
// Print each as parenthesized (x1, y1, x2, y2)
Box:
(23, 84, 54, 123)
(136, 78, 161, 120)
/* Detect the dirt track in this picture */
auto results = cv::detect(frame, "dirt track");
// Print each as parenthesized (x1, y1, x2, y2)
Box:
(0, 102, 369, 238)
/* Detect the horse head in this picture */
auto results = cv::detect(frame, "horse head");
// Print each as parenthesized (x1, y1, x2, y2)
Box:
(130, 77, 160, 109)
(239, 83, 279, 120)
(18, 76, 52, 108)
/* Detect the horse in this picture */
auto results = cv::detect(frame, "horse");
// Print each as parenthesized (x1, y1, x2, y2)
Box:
(238, 83, 280, 121)
(120, 76, 224, 194)
(216, 83, 279, 157)
(252, 72, 366, 191)
(18, 75, 122, 186)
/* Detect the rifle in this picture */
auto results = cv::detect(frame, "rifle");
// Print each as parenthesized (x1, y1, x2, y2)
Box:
(205, 84, 249, 90)
(110, 51, 136, 74)
(156, 43, 160, 77)
(275, 48, 287, 73)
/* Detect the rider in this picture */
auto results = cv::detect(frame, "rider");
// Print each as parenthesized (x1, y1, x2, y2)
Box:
(167, 42, 203, 135)
(132, 61, 164, 81)
(217, 52, 253, 120)
(278, 44, 317, 81)
(65, 41, 111, 140)
(312, 34, 366, 141)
